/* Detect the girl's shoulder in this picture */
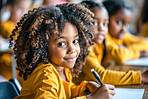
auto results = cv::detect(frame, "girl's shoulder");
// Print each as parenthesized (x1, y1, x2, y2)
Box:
(26, 63, 60, 86)
(32, 63, 57, 75)
(31, 63, 71, 79)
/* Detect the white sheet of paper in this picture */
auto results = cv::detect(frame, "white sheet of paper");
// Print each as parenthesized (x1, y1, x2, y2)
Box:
(114, 88, 145, 99)
(123, 57, 148, 66)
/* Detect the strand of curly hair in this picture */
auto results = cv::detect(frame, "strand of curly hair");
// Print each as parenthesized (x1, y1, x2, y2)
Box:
(10, 3, 94, 80)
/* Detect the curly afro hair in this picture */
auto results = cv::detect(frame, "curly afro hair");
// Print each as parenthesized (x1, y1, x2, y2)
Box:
(10, 3, 94, 80)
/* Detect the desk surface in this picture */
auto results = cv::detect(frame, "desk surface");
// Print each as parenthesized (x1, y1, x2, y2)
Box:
(107, 65, 148, 99)
(123, 57, 148, 66)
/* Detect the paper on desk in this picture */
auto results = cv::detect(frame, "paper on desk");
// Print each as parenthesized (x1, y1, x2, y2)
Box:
(114, 88, 145, 99)
(123, 57, 148, 66)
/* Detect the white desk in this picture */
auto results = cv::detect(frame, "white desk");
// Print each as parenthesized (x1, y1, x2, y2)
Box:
(123, 57, 148, 66)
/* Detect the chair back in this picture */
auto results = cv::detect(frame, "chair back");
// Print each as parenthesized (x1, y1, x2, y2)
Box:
(9, 78, 22, 93)
(0, 81, 19, 99)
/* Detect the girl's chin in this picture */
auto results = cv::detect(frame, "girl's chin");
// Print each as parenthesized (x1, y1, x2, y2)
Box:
(95, 40, 104, 44)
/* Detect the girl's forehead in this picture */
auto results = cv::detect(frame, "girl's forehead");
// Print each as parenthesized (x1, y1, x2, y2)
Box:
(111, 8, 132, 23)
(112, 8, 132, 18)
(50, 22, 78, 38)
(116, 8, 131, 15)
(92, 7, 109, 19)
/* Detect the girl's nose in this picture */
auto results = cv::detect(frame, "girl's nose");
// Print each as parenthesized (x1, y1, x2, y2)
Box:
(121, 25, 127, 33)
(97, 23, 104, 31)
(68, 44, 75, 54)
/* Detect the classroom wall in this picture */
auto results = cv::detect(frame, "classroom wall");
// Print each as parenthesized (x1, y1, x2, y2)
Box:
(127, 0, 144, 33)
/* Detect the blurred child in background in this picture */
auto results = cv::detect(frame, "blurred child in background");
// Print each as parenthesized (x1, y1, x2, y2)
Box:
(0, 0, 33, 39)
(43, 0, 66, 5)
(0, 0, 33, 80)
(32, 0, 66, 9)
(10, 3, 115, 99)
(136, 0, 148, 37)
(103, 0, 148, 65)
(73, 0, 148, 86)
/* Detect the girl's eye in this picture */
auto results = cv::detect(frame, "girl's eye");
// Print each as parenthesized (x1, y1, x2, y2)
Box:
(103, 22, 108, 27)
(92, 22, 98, 26)
(73, 39, 79, 45)
(57, 42, 66, 47)
(117, 21, 123, 26)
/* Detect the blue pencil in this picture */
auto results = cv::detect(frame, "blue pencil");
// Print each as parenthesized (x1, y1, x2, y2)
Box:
(91, 69, 103, 85)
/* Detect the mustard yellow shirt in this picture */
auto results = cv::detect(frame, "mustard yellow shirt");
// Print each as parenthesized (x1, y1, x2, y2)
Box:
(16, 63, 88, 99)
(0, 20, 15, 80)
(73, 44, 141, 85)
(0, 20, 15, 39)
(106, 32, 148, 64)
(141, 23, 148, 37)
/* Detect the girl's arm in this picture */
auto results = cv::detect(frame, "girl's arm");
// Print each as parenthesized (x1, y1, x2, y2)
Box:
(123, 33, 148, 51)
(83, 53, 141, 85)
(106, 33, 148, 63)
(106, 43, 140, 64)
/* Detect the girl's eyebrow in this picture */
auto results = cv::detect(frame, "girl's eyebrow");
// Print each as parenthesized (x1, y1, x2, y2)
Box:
(116, 17, 124, 20)
(93, 17, 109, 21)
(54, 34, 79, 41)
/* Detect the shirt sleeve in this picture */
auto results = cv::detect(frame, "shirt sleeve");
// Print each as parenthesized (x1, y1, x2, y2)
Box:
(33, 69, 59, 99)
(83, 52, 141, 85)
(32, 67, 87, 99)
(71, 81, 88, 99)
(106, 42, 140, 64)
(123, 33, 148, 51)
(106, 34, 141, 64)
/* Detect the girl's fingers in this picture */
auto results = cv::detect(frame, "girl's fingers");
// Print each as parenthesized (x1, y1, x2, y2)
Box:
(105, 84, 115, 96)
(109, 89, 116, 96)
(106, 84, 115, 90)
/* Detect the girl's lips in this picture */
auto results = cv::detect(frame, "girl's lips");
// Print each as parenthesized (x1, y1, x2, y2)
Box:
(97, 34, 105, 39)
(64, 57, 77, 62)
(64, 53, 77, 62)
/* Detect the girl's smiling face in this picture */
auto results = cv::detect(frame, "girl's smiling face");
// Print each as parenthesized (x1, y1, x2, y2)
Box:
(91, 7, 109, 44)
(48, 22, 80, 70)
(108, 8, 132, 39)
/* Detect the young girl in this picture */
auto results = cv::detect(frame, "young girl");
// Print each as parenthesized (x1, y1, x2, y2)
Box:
(73, 0, 148, 86)
(0, 0, 33, 80)
(0, 0, 33, 39)
(103, 0, 148, 64)
(10, 3, 115, 99)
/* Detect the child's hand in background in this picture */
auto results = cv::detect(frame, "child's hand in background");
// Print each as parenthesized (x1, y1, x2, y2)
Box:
(140, 51, 148, 57)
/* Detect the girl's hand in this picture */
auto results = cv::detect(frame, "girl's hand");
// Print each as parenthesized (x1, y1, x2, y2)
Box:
(86, 84, 115, 99)
(86, 81, 99, 92)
